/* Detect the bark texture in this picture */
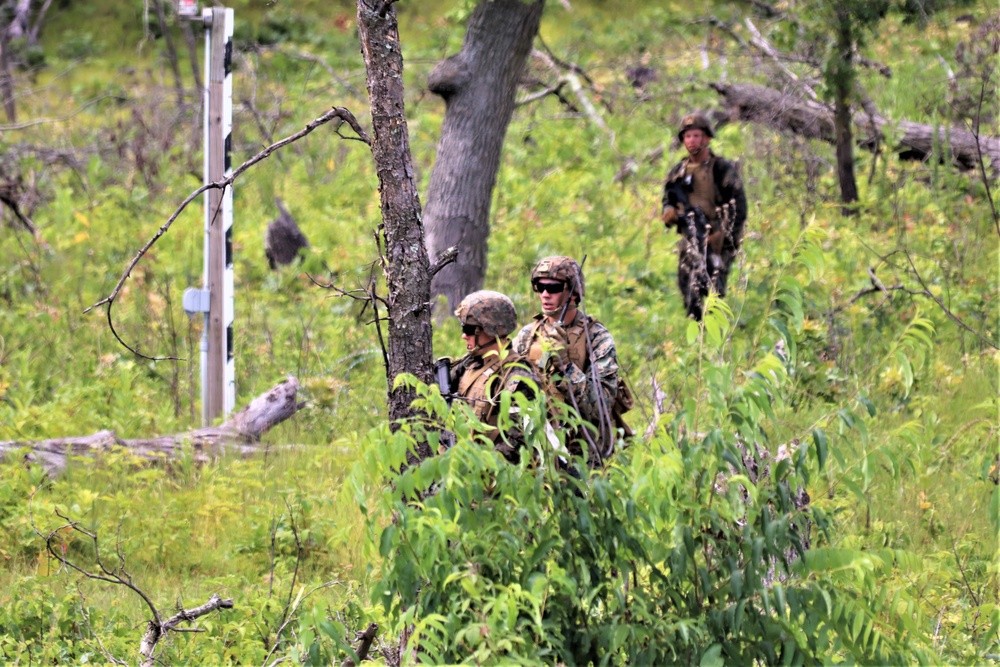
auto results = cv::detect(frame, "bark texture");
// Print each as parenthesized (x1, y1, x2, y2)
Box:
(711, 81, 1000, 172)
(0, 377, 303, 474)
(356, 1, 435, 438)
(832, 9, 859, 212)
(424, 0, 545, 313)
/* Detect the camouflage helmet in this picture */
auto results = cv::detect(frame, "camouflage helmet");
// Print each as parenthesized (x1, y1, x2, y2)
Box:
(677, 112, 714, 141)
(455, 290, 518, 338)
(531, 255, 585, 300)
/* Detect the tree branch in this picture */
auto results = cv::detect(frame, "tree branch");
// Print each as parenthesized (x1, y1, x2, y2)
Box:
(84, 106, 370, 359)
(341, 623, 379, 667)
(903, 250, 998, 350)
(429, 246, 458, 278)
(2, 377, 304, 474)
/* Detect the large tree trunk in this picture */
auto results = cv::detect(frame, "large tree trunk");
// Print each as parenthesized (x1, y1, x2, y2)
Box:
(711, 81, 1000, 173)
(356, 1, 435, 441)
(424, 0, 545, 313)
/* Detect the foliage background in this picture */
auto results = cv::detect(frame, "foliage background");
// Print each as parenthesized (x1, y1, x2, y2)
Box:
(0, 0, 997, 663)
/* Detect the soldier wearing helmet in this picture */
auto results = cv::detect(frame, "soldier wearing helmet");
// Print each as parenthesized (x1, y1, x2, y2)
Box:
(440, 290, 537, 462)
(661, 112, 748, 303)
(512, 256, 632, 462)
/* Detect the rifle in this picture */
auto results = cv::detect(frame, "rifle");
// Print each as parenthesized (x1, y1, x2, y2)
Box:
(434, 357, 453, 405)
(550, 255, 619, 463)
(556, 254, 587, 328)
(665, 172, 710, 250)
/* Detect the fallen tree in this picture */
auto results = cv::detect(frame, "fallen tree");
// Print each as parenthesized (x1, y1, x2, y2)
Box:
(0, 376, 303, 474)
(711, 81, 1000, 172)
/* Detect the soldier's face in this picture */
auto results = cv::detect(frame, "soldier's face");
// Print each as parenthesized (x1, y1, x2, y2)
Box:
(462, 326, 495, 352)
(534, 280, 569, 313)
(683, 129, 710, 156)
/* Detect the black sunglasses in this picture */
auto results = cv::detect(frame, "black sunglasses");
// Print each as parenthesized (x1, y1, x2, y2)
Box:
(532, 280, 567, 294)
(461, 323, 480, 336)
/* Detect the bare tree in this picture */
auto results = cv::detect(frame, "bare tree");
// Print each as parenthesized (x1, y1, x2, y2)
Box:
(355, 0, 437, 436)
(424, 0, 545, 313)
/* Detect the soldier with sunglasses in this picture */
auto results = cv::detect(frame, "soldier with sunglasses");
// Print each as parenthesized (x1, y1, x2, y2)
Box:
(512, 256, 632, 463)
(440, 290, 538, 462)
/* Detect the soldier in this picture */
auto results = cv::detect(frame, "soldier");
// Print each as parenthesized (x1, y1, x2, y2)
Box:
(512, 256, 632, 464)
(661, 113, 748, 311)
(439, 290, 537, 462)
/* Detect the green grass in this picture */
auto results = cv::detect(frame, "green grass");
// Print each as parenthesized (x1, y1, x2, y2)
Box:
(1, 0, 997, 663)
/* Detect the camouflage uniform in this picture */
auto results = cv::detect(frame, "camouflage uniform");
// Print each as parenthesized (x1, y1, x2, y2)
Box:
(661, 114, 748, 298)
(512, 257, 631, 458)
(444, 291, 537, 462)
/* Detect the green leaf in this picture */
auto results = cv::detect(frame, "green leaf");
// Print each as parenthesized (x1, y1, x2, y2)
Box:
(700, 643, 724, 667)
(858, 395, 876, 417)
(379, 524, 397, 557)
(812, 428, 828, 471)
(686, 319, 700, 345)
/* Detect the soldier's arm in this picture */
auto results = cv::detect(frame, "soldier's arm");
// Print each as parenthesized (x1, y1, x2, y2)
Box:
(563, 325, 619, 424)
(661, 164, 690, 231)
(511, 324, 532, 357)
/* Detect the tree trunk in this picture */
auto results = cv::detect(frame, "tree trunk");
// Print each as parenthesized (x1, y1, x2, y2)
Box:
(710, 81, 1000, 173)
(153, 0, 185, 109)
(833, 9, 858, 214)
(424, 0, 545, 313)
(0, 28, 16, 122)
(356, 1, 435, 442)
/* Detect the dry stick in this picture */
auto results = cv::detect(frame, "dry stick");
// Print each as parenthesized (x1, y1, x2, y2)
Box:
(84, 106, 371, 360)
(0, 94, 114, 131)
(531, 48, 612, 139)
(903, 250, 998, 350)
(744, 18, 823, 103)
(35, 506, 233, 667)
(341, 623, 379, 667)
(971, 77, 1000, 237)
(259, 580, 343, 667)
(139, 594, 234, 667)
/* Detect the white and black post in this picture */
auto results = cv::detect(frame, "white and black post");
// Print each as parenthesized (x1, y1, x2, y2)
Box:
(204, 7, 235, 424)
(183, 7, 234, 426)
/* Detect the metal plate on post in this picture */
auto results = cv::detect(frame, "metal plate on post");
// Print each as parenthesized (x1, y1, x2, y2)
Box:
(177, 0, 199, 17)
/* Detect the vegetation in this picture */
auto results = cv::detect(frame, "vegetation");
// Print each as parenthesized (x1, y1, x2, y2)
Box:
(1, 0, 996, 664)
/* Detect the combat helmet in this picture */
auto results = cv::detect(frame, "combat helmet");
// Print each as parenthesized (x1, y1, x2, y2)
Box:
(455, 290, 518, 339)
(677, 112, 714, 140)
(531, 255, 585, 300)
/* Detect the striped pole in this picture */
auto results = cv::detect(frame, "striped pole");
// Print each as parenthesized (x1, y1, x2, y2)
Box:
(202, 7, 234, 424)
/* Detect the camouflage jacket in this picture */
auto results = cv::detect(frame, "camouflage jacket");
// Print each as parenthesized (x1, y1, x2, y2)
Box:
(511, 311, 619, 431)
(447, 346, 537, 462)
(661, 151, 747, 251)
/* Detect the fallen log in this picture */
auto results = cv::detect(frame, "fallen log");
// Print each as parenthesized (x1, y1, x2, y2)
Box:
(711, 81, 1000, 171)
(0, 376, 303, 474)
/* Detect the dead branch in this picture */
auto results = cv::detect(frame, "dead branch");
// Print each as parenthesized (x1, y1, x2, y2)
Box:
(32, 502, 233, 667)
(903, 250, 998, 350)
(341, 623, 379, 667)
(84, 106, 370, 360)
(139, 594, 234, 667)
(710, 81, 1000, 171)
(429, 245, 458, 278)
(531, 48, 612, 139)
(1, 377, 304, 474)
(744, 17, 822, 102)
(0, 94, 115, 131)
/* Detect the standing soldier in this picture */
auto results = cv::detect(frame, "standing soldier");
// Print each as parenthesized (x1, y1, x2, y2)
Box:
(438, 290, 537, 462)
(512, 256, 632, 464)
(661, 113, 748, 313)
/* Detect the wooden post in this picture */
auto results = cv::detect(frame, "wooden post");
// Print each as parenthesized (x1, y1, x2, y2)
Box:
(202, 7, 234, 425)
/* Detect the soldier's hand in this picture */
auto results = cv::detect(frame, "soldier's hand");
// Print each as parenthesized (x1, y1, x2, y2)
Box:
(661, 206, 679, 228)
